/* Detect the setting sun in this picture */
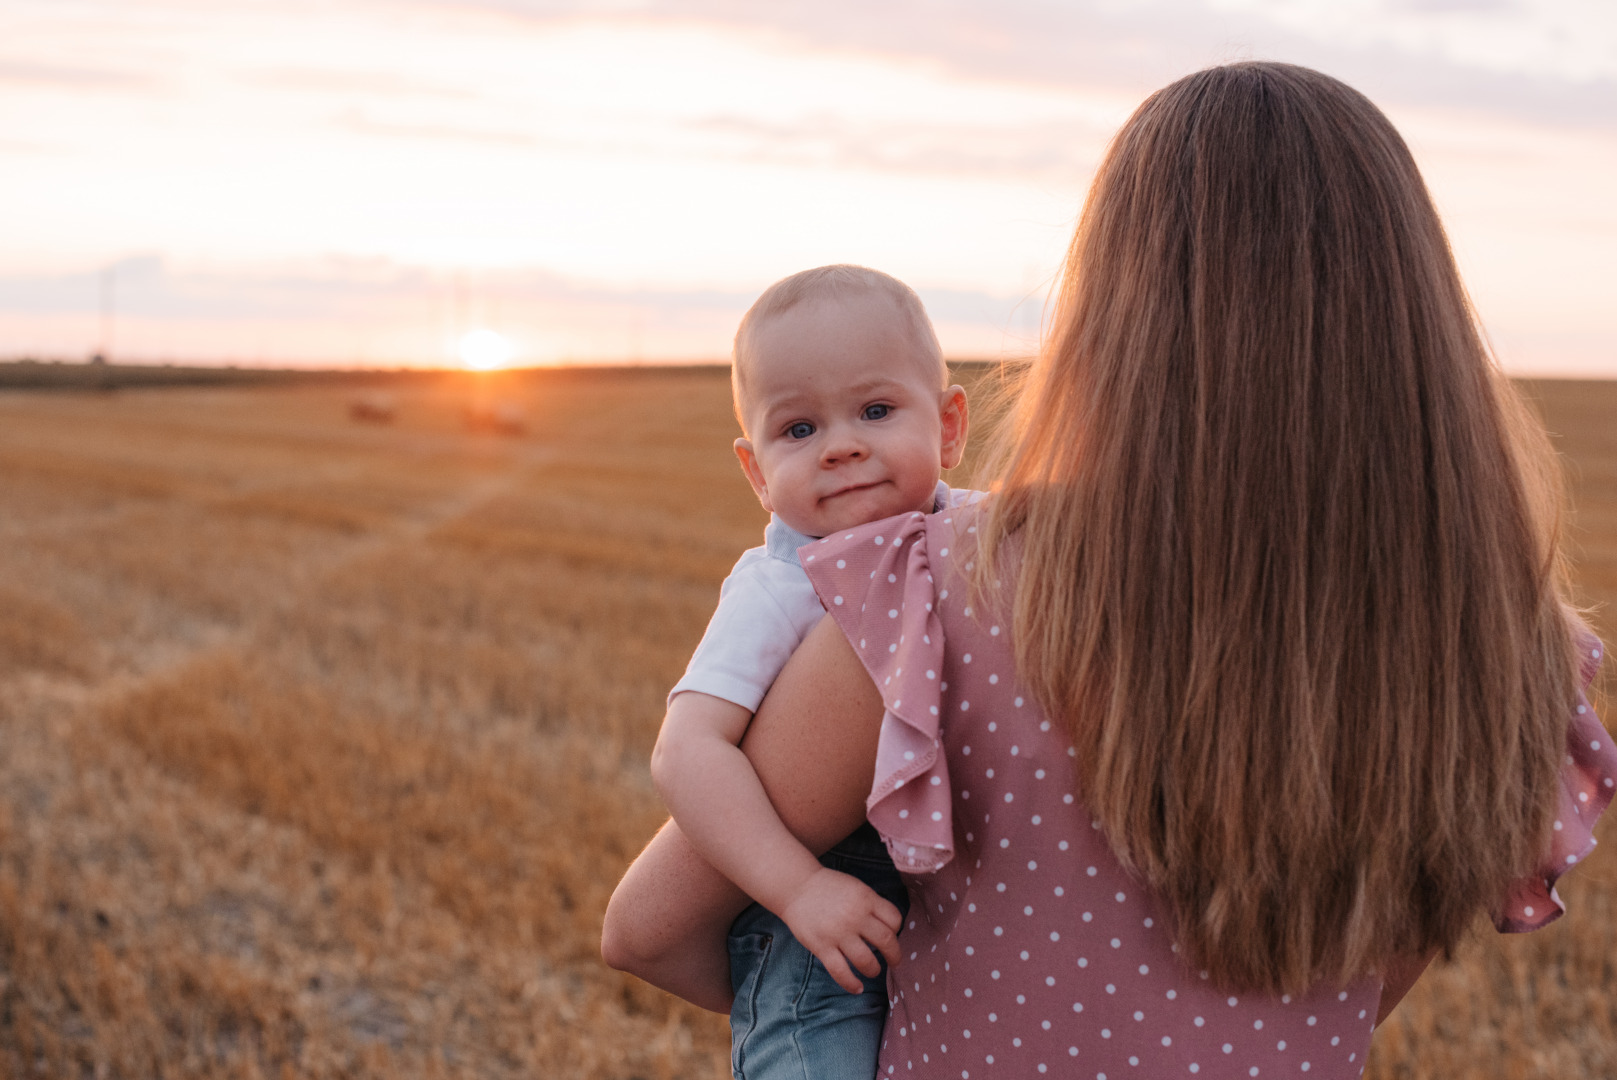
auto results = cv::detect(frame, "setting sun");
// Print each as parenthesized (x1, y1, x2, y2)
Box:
(457, 329, 514, 371)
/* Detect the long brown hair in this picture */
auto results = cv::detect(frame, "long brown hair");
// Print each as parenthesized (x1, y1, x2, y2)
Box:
(975, 62, 1582, 995)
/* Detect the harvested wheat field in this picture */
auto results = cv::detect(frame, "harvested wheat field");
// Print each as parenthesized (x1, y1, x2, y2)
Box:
(0, 368, 1612, 1079)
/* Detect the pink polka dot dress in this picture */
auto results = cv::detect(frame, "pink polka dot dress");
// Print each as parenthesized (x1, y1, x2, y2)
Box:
(800, 506, 1614, 1080)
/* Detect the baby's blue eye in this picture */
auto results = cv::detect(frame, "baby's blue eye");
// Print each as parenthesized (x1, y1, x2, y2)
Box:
(862, 403, 891, 421)
(787, 421, 815, 439)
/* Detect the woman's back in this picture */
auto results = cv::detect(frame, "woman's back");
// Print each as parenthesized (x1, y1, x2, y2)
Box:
(805, 508, 1379, 1079)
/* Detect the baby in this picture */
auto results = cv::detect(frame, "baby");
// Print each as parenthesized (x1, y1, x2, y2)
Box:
(651, 264, 969, 1080)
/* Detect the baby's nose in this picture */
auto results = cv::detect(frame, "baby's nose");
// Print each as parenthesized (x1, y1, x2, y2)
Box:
(821, 426, 873, 459)
(822, 431, 867, 463)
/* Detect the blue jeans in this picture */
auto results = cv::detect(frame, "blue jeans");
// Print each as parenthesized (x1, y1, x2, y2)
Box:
(727, 823, 909, 1080)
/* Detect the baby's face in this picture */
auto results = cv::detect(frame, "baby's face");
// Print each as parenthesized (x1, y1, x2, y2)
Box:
(734, 292, 966, 538)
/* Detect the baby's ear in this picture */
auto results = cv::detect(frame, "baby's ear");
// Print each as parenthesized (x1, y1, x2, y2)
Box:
(938, 385, 969, 470)
(733, 438, 774, 513)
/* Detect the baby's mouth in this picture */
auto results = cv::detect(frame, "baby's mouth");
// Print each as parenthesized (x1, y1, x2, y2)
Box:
(824, 481, 884, 502)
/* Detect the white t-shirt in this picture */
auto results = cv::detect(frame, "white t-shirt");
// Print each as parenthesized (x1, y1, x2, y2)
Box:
(669, 481, 974, 711)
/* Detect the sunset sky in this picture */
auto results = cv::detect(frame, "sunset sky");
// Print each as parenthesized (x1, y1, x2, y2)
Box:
(2, 0, 1613, 372)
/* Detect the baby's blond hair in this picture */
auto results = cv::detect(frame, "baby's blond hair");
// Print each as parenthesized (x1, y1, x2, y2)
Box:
(732, 264, 945, 434)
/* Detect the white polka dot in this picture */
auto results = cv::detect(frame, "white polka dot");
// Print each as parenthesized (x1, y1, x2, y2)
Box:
(834, 596, 844, 605)
(1222, 1044, 1232, 1054)
(874, 536, 884, 545)
(932, 811, 944, 821)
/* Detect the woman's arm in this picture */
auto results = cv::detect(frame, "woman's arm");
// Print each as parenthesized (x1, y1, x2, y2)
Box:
(600, 614, 888, 1009)
(600, 818, 746, 1013)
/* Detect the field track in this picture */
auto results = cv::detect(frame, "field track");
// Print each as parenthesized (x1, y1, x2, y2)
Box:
(0, 369, 1611, 1078)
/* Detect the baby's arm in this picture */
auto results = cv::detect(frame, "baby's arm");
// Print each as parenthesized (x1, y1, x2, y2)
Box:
(651, 691, 902, 993)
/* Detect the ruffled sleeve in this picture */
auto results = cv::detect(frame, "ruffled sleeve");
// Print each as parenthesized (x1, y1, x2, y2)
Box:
(799, 510, 954, 874)
(1495, 621, 1614, 932)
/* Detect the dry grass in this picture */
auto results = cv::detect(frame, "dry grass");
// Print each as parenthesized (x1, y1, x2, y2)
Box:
(0, 370, 1611, 1078)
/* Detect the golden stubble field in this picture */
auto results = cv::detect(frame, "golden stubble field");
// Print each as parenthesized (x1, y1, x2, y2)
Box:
(0, 368, 1612, 1079)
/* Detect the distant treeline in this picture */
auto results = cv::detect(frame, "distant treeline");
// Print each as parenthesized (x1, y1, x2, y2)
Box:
(0, 359, 724, 391)
(0, 358, 1008, 392)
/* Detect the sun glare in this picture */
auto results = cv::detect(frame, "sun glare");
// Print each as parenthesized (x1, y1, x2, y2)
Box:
(458, 328, 514, 371)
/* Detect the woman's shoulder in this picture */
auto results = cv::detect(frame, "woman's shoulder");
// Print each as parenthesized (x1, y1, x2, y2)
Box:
(799, 505, 982, 873)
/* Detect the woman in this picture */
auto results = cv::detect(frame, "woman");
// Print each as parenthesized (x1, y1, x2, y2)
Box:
(603, 62, 1612, 1078)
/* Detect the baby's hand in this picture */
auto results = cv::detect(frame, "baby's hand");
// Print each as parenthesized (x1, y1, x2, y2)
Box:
(778, 866, 904, 994)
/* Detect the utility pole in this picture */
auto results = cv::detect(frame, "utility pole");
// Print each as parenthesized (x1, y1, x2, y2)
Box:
(93, 265, 115, 364)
